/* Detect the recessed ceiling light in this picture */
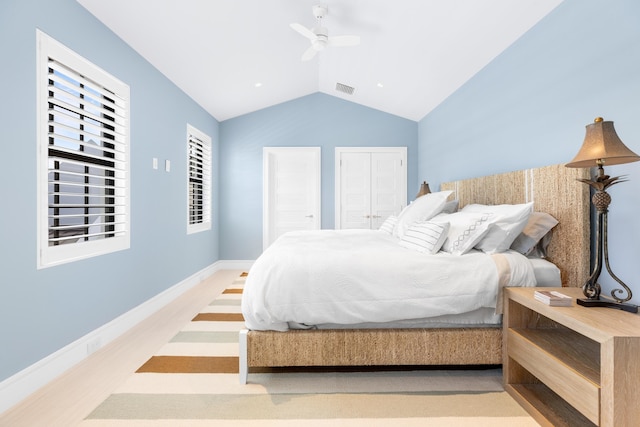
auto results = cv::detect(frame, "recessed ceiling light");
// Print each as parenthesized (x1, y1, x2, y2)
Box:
(254, 82, 263, 88)
(377, 82, 384, 88)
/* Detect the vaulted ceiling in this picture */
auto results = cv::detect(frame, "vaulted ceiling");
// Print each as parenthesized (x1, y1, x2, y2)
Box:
(77, 0, 563, 122)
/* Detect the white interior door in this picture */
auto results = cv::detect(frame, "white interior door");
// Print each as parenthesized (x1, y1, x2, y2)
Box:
(336, 147, 406, 229)
(263, 147, 321, 250)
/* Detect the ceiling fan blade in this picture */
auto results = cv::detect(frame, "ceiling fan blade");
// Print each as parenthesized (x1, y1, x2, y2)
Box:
(328, 35, 360, 47)
(301, 45, 318, 61)
(290, 23, 316, 41)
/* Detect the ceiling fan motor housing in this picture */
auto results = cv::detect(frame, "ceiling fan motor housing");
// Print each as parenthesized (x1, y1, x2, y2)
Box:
(312, 27, 328, 50)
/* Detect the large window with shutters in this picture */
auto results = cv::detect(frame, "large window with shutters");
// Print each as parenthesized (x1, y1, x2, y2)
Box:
(187, 124, 212, 234)
(37, 30, 130, 268)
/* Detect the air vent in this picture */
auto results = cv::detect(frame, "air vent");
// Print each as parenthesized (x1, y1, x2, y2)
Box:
(335, 82, 355, 95)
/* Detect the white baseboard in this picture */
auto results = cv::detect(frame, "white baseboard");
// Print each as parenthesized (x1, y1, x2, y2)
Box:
(0, 261, 231, 414)
(215, 259, 254, 271)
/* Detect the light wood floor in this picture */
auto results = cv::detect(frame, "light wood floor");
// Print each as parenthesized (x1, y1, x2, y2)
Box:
(0, 269, 242, 427)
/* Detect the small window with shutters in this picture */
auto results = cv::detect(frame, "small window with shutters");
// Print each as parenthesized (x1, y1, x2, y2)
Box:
(187, 124, 212, 234)
(36, 30, 130, 268)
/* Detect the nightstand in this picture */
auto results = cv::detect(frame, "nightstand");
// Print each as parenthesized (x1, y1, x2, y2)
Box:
(503, 287, 640, 427)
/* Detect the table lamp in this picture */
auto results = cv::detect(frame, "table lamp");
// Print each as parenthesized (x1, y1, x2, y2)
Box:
(416, 181, 431, 199)
(566, 117, 640, 312)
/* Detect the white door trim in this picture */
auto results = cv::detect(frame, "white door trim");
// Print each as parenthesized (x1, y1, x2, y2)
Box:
(335, 147, 407, 229)
(263, 147, 321, 250)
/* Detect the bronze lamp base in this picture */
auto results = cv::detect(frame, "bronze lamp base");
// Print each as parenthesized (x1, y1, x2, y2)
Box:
(577, 297, 638, 313)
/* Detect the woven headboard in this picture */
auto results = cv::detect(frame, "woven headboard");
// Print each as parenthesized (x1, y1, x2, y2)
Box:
(441, 164, 591, 287)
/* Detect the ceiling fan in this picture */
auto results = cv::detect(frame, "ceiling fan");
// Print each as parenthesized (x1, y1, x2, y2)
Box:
(290, 4, 360, 61)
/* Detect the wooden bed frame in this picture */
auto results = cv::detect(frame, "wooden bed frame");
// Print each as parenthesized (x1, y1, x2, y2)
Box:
(239, 164, 591, 384)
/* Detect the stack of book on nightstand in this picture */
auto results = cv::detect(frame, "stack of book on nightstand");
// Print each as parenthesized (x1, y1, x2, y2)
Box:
(534, 290, 573, 306)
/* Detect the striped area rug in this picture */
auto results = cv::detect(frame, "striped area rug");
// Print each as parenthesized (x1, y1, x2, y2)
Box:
(81, 273, 538, 426)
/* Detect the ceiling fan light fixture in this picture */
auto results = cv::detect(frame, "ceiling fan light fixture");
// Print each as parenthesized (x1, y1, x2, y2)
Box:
(312, 41, 326, 51)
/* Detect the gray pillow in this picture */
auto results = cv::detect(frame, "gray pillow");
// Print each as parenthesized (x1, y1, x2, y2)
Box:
(510, 212, 559, 256)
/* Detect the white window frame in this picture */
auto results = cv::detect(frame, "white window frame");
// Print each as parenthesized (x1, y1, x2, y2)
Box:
(36, 30, 130, 269)
(186, 124, 212, 234)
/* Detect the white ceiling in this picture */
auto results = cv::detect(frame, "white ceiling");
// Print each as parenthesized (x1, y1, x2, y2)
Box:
(77, 0, 563, 122)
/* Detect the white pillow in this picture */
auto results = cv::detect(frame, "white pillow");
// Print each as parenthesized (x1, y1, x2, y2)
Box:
(399, 221, 450, 254)
(433, 211, 495, 256)
(394, 190, 452, 238)
(379, 215, 397, 235)
(461, 202, 533, 254)
(511, 212, 559, 256)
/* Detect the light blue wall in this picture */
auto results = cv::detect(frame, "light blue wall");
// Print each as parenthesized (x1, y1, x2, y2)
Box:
(0, 0, 219, 381)
(418, 0, 640, 304)
(220, 93, 418, 260)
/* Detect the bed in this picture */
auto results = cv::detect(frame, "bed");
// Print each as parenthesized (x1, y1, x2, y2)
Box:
(239, 164, 591, 384)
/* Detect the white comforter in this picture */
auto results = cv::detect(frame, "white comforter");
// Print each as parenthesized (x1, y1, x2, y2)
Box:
(242, 229, 537, 331)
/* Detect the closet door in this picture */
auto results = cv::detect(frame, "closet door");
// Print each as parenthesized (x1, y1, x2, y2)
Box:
(371, 152, 404, 229)
(339, 152, 372, 229)
(336, 148, 406, 229)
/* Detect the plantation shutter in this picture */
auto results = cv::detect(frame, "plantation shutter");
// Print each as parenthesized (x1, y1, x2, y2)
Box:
(188, 131, 211, 229)
(46, 58, 128, 246)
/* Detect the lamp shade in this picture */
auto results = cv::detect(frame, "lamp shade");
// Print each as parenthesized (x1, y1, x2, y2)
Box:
(416, 181, 431, 198)
(566, 117, 640, 168)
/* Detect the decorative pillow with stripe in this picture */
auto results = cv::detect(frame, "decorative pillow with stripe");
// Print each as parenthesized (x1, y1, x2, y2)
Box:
(379, 215, 398, 235)
(398, 221, 450, 254)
